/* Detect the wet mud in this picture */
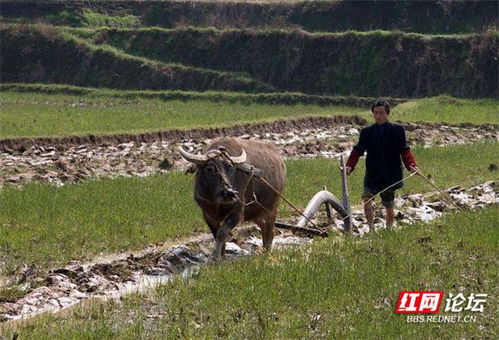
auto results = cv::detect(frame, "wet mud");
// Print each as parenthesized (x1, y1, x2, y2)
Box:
(1, 117, 497, 187)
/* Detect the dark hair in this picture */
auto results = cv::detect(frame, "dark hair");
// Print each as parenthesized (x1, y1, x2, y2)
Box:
(371, 100, 390, 114)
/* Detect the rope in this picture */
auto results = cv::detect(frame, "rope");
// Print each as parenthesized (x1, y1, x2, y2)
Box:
(338, 171, 417, 222)
(416, 170, 474, 221)
(254, 176, 320, 228)
(339, 168, 474, 223)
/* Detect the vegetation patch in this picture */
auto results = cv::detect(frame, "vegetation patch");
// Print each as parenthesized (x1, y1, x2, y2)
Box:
(0, 88, 496, 139)
(0, 83, 405, 107)
(77, 26, 498, 97)
(45, 9, 140, 29)
(0, 25, 274, 93)
(0, 90, 364, 139)
(1, 0, 496, 34)
(1, 207, 497, 338)
(1, 23, 497, 97)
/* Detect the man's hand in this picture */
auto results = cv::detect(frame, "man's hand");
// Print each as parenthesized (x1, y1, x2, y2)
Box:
(345, 166, 353, 176)
(409, 165, 420, 175)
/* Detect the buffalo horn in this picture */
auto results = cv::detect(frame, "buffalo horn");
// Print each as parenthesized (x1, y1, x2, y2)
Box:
(179, 146, 211, 164)
(228, 149, 247, 164)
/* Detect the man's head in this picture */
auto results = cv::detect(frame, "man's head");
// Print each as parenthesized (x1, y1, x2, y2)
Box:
(371, 100, 390, 124)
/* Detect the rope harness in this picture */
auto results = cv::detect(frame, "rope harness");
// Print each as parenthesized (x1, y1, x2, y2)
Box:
(196, 150, 319, 228)
(193, 148, 472, 233)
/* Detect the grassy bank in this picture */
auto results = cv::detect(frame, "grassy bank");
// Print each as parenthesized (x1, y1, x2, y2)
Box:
(0, 89, 498, 139)
(394, 96, 499, 125)
(2, 0, 496, 34)
(2, 206, 497, 338)
(74, 26, 498, 97)
(1, 24, 497, 97)
(0, 142, 497, 274)
(0, 90, 363, 139)
(0, 25, 274, 94)
(0, 83, 404, 107)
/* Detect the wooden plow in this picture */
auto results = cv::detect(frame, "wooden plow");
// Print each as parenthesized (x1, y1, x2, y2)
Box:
(275, 155, 353, 237)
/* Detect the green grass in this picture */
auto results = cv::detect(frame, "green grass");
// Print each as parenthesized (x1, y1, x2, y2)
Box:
(0, 142, 497, 275)
(1, 25, 275, 94)
(0, 90, 363, 139)
(67, 26, 486, 41)
(0, 173, 201, 275)
(0, 88, 498, 139)
(0, 83, 400, 107)
(2, 207, 497, 338)
(395, 96, 499, 125)
(45, 9, 141, 28)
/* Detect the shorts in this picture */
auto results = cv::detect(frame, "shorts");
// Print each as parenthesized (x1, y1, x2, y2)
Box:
(362, 184, 395, 208)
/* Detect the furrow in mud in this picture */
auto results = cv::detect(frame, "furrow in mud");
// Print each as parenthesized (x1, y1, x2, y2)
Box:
(1, 181, 497, 323)
(1, 117, 497, 187)
(0, 116, 367, 152)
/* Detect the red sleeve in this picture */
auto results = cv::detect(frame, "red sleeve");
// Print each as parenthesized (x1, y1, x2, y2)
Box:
(346, 149, 361, 170)
(401, 149, 417, 170)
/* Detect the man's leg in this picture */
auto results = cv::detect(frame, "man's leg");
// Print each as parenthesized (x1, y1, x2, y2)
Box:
(385, 206, 395, 227)
(362, 185, 376, 232)
(363, 197, 375, 232)
(381, 191, 395, 228)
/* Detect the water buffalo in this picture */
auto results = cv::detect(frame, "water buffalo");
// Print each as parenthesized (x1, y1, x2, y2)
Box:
(179, 137, 286, 260)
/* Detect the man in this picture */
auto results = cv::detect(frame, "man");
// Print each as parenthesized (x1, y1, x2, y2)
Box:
(345, 100, 419, 232)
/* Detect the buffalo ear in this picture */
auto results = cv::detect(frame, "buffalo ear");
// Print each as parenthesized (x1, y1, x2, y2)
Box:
(184, 164, 197, 174)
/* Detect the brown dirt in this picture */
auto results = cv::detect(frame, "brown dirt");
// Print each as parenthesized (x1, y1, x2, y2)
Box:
(0, 115, 367, 153)
(1, 116, 497, 187)
(1, 115, 497, 154)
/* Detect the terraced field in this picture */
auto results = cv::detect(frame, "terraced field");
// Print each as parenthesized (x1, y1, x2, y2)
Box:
(0, 0, 497, 338)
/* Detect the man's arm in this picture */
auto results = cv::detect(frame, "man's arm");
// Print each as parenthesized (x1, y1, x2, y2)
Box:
(345, 128, 367, 175)
(401, 149, 418, 172)
(399, 126, 419, 173)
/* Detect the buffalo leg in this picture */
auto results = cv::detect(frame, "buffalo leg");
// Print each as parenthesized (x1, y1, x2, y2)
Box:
(203, 212, 220, 239)
(263, 218, 275, 253)
(256, 215, 275, 253)
(213, 214, 241, 260)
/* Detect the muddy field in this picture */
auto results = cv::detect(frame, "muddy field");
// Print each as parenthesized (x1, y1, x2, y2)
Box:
(1, 180, 497, 322)
(1, 117, 497, 187)
(1, 115, 498, 324)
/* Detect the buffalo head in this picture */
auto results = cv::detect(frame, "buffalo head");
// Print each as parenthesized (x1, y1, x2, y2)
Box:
(179, 146, 247, 204)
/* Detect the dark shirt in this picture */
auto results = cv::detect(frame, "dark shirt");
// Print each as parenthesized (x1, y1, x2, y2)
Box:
(353, 121, 410, 190)
(376, 122, 387, 135)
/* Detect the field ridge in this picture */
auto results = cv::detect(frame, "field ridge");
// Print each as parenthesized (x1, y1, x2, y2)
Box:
(0, 25, 275, 93)
(1, 0, 497, 34)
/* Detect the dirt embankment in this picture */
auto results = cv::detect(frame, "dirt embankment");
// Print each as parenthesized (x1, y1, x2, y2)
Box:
(0, 116, 366, 152)
(1, 116, 497, 187)
(0, 26, 275, 94)
(96, 27, 499, 98)
(3, 24, 498, 97)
